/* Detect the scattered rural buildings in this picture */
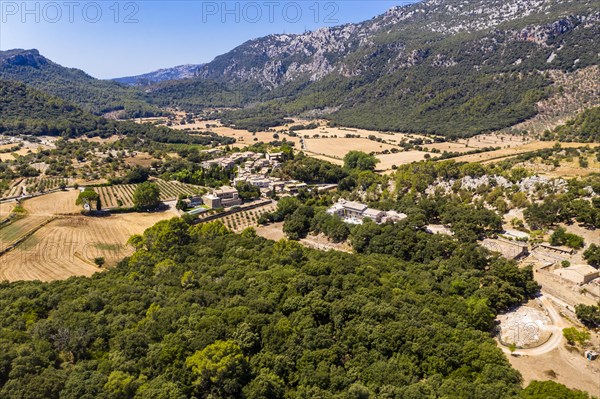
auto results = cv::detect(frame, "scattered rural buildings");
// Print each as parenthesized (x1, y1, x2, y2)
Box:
(326, 199, 407, 224)
(554, 265, 600, 285)
(202, 186, 242, 209)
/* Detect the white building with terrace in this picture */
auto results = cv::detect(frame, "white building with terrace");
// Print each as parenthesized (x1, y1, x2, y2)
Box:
(326, 199, 407, 225)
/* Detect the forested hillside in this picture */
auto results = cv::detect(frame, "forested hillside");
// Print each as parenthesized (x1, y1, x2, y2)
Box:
(0, 80, 234, 146)
(0, 49, 159, 117)
(0, 216, 566, 399)
(147, 0, 600, 137)
(543, 106, 600, 142)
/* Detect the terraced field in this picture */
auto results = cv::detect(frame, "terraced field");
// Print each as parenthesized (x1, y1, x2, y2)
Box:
(94, 179, 203, 208)
(220, 203, 277, 232)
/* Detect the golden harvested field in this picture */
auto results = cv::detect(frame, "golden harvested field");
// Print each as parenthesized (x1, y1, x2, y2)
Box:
(422, 142, 473, 153)
(452, 141, 599, 164)
(457, 133, 530, 149)
(0, 201, 15, 218)
(209, 126, 301, 148)
(0, 215, 49, 248)
(125, 152, 158, 167)
(256, 222, 286, 241)
(376, 151, 437, 171)
(304, 138, 398, 159)
(0, 210, 179, 282)
(0, 147, 33, 161)
(294, 124, 430, 143)
(23, 190, 81, 216)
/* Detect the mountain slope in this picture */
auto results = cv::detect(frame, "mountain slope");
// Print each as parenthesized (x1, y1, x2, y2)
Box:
(150, 0, 600, 137)
(0, 49, 159, 117)
(0, 79, 235, 147)
(113, 64, 205, 86)
(0, 79, 107, 136)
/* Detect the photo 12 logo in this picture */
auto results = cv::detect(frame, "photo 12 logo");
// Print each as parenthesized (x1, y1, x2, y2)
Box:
(1, 1, 140, 23)
(201, 1, 340, 24)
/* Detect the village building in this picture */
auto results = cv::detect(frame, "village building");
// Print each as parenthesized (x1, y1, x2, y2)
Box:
(554, 265, 600, 285)
(326, 199, 407, 225)
(202, 186, 242, 209)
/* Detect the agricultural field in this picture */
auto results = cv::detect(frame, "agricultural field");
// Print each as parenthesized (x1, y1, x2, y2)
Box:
(1, 177, 75, 199)
(510, 154, 600, 178)
(1, 190, 81, 249)
(0, 201, 15, 219)
(94, 179, 203, 209)
(219, 202, 277, 232)
(0, 211, 179, 282)
(456, 133, 530, 149)
(293, 124, 430, 144)
(376, 151, 437, 171)
(1, 179, 24, 198)
(0, 188, 181, 282)
(303, 138, 399, 159)
(452, 141, 600, 164)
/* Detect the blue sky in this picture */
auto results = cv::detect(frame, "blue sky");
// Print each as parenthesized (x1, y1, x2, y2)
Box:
(0, 1, 417, 79)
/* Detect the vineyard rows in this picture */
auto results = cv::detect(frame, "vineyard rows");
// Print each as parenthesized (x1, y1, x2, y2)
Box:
(2, 177, 73, 199)
(94, 179, 202, 209)
(220, 203, 277, 232)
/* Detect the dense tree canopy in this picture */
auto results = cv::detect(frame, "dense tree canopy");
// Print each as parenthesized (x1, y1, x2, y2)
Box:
(0, 217, 556, 399)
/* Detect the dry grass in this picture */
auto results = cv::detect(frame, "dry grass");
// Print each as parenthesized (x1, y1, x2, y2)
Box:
(125, 152, 158, 167)
(0, 210, 179, 282)
(376, 151, 437, 170)
(452, 141, 599, 164)
(423, 142, 473, 153)
(457, 133, 530, 148)
(255, 222, 286, 241)
(0, 201, 15, 218)
(304, 138, 398, 159)
(22, 190, 81, 216)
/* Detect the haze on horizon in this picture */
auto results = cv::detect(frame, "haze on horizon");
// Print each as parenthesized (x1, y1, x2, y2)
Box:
(0, 0, 416, 79)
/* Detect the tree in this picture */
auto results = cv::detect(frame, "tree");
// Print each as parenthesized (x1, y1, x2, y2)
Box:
(550, 227, 584, 249)
(583, 244, 600, 267)
(133, 182, 161, 211)
(75, 188, 100, 211)
(186, 340, 248, 398)
(344, 151, 379, 171)
(235, 182, 260, 201)
(562, 327, 590, 346)
(94, 257, 105, 267)
(575, 304, 600, 328)
(520, 381, 590, 399)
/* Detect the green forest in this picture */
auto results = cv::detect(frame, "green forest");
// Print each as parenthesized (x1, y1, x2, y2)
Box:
(0, 80, 234, 147)
(543, 107, 600, 142)
(0, 216, 590, 399)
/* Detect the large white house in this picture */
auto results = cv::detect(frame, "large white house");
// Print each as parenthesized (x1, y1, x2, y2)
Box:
(326, 199, 407, 224)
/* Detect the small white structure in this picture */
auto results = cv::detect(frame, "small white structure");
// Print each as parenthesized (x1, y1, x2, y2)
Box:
(425, 224, 453, 235)
(503, 230, 530, 241)
(554, 265, 600, 285)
